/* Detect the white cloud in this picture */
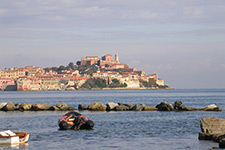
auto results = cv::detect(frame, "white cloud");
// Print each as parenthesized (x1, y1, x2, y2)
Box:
(140, 11, 162, 19)
(183, 7, 206, 19)
(70, 6, 111, 17)
(216, 5, 225, 12)
(41, 15, 65, 21)
(0, 8, 8, 16)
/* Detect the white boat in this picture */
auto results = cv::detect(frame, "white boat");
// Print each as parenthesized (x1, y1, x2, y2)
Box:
(0, 130, 29, 145)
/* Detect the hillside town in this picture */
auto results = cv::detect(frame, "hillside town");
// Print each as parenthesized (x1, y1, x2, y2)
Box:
(0, 54, 168, 91)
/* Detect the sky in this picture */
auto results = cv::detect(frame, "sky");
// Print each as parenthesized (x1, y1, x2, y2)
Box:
(0, 0, 225, 89)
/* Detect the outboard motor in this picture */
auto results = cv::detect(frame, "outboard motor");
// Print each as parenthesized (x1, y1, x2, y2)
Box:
(58, 111, 94, 130)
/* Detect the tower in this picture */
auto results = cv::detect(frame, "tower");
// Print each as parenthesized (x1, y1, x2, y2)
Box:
(115, 54, 119, 62)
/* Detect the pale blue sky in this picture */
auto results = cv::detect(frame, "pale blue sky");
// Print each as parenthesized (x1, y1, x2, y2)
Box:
(0, 0, 225, 88)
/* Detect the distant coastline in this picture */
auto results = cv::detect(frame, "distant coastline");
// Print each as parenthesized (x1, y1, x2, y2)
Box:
(0, 54, 170, 91)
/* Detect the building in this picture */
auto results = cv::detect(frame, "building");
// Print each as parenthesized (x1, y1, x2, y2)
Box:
(0, 66, 44, 79)
(80, 56, 99, 66)
(0, 78, 15, 90)
(99, 54, 119, 68)
(141, 73, 165, 86)
(80, 54, 128, 69)
(93, 71, 119, 79)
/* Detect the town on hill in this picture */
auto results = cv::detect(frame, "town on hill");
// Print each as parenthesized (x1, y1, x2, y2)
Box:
(0, 54, 169, 91)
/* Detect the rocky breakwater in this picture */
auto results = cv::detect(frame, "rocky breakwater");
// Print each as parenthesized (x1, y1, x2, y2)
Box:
(0, 101, 221, 112)
(0, 101, 75, 111)
(78, 101, 221, 112)
(199, 117, 225, 149)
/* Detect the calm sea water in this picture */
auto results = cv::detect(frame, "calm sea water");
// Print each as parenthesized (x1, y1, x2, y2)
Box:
(0, 89, 225, 150)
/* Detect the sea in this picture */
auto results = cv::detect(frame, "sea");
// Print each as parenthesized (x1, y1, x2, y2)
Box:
(0, 89, 225, 150)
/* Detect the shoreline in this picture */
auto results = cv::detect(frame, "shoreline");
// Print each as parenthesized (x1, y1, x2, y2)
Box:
(1, 87, 173, 92)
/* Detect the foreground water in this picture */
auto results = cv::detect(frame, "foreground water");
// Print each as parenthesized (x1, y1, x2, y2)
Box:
(0, 89, 225, 150)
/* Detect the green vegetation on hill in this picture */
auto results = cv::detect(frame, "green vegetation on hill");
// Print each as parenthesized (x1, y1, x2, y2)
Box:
(44, 62, 98, 75)
(108, 79, 127, 88)
(76, 65, 98, 75)
(44, 61, 131, 75)
(80, 78, 107, 89)
(140, 80, 169, 89)
(80, 78, 127, 89)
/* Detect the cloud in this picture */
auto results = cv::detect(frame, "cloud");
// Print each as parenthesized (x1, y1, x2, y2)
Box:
(1, 0, 225, 88)
(139, 12, 162, 19)
(0, 8, 8, 16)
(183, 7, 206, 19)
(70, 6, 111, 17)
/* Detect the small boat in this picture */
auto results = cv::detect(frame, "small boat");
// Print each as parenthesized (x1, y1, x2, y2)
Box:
(0, 130, 29, 145)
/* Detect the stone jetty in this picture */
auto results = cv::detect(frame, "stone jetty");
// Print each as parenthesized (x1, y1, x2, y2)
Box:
(0, 101, 222, 112)
(79, 101, 221, 112)
(0, 101, 75, 111)
(199, 117, 225, 149)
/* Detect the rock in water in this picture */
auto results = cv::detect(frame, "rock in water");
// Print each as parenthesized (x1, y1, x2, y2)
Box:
(202, 104, 222, 111)
(200, 117, 225, 135)
(49, 106, 60, 111)
(156, 102, 173, 111)
(88, 102, 106, 111)
(19, 103, 34, 111)
(2, 101, 15, 111)
(56, 103, 68, 111)
(78, 104, 88, 110)
(106, 102, 119, 111)
(219, 138, 225, 148)
(143, 106, 158, 111)
(33, 104, 52, 111)
(115, 103, 133, 111)
(132, 104, 146, 111)
(0, 103, 7, 110)
(199, 117, 225, 141)
(174, 101, 186, 110)
(67, 106, 75, 111)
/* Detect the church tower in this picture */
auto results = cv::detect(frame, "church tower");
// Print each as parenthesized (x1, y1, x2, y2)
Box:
(115, 54, 119, 62)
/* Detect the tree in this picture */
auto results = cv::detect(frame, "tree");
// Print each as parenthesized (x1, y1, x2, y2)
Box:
(68, 62, 74, 68)
(112, 78, 120, 84)
(76, 61, 81, 66)
(57, 65, 66, 72)
(52, 67, 58, 72)
(105, 64, 109, 68)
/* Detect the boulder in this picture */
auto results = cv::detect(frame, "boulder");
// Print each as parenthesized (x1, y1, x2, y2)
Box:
(173, 101, 198, 111)
(198, 132, 214, 141)
(65, 87, 75, 91)
(219, 138, 225, 148)
(78, 104, 88, 110)
(88, 102, 106, 111)
(143, 106, 158, 111)
(14, 104, 20, 110)
(56, 103, 68, 111)
(119, 103, 133, 109)
(106, 102, 119, 111)
(174, 101, 186, 111)
(168, 104, 175, 111)
(49, 106, 60, 111)
(132, 104, 146, 111)
(67, 106, 75, 111)
(115, 103, 133, 111)
(156, 102, 173, 111)
(19, 103, 34, 111)
(199, 117, 225, 142)
(2, 101, 15, 111)
(202, 104, 222, 111)
(185, 107, 199, 111)
(33, 104, 52, 111)
(200, 117, 225, 135)
(0, 103, 7, 110)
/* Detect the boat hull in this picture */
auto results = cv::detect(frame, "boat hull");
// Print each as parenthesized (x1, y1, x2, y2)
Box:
(0, 131, 29, 145)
